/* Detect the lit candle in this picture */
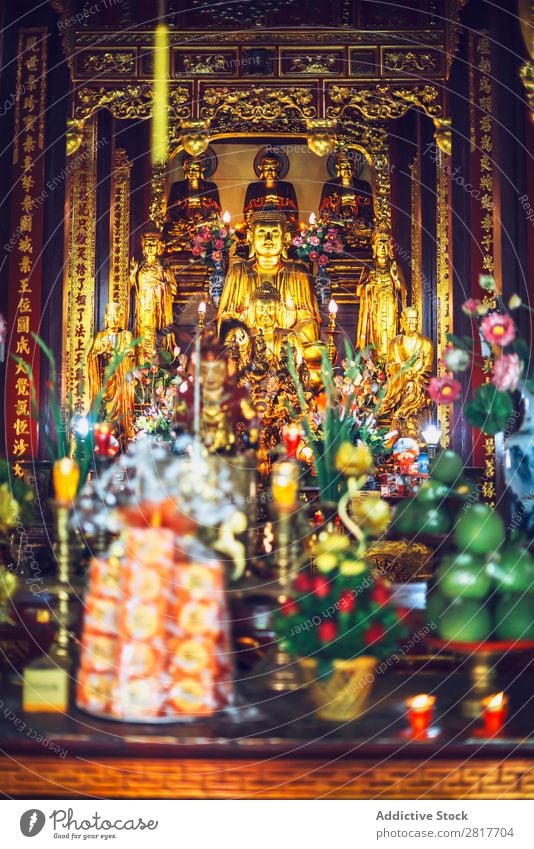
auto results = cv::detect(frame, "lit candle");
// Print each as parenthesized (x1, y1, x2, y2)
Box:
(283, 423, 302, 459)
(406, 694, 436, 737)
(222, 210, 231, 225)
(263, 522, 274, 554)
(481, 692, 508, 736)
(327, 299, 338, 362)
(271, 460, 300, 516)
(328, 298, 338, 318)
(52, 457, 80, 504)
(94, 423, 112, 455)
(198, 300, 206, 334)
(309, 212, 317, 226)
(151, 1, 169, 166)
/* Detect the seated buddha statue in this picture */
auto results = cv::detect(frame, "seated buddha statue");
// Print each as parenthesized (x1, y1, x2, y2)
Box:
(164, 156, 221, 251)
(320, 152, 374, 247)
(379, 306, 434, 437)
(243, 152, 299, 232)
(217, 210, 320, 349)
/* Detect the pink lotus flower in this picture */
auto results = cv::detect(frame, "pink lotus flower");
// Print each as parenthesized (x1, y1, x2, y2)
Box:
(317, 254, 329, 267)
(480, 313, 516, 347)
(292, 236, 303, 247)
(309, 250, 319, 262)
(428, 375, 462, 404)
(211, 251, 223, 262)
(191, 245, 203, 257)
(323, 241, 334, 253)
(492, 353, 522, 391)
(462, 298, 482, 315)
(309, 236, 321, 246)
(213, 238, 225, 251)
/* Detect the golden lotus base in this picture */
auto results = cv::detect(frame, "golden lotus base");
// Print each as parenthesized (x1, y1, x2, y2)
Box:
(300, 657, 378, 722)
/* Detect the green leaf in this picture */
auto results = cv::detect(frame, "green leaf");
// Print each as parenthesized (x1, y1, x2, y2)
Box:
(465, 384, 514, 435)
(446, 333, 473, 352)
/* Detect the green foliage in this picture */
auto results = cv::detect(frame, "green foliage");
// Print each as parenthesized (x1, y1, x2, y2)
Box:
(465, 384, 514, 435)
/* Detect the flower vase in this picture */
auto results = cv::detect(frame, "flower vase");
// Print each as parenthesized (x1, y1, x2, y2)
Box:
(300, 657, 377, 721)
(209, 260, 225, 307)
(314, 264, 331, 306)
(504, 387, 534, 536)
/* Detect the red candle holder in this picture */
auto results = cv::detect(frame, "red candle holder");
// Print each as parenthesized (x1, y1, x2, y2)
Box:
(282, 424, 302, 459)
(481, 692, 508, 736)
(406, 694, 436, 738)
(94, 423, 112, 455)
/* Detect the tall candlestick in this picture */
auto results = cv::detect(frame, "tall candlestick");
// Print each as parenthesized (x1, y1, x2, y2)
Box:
(198, 300, 206, 336)
(327, 298, 338, 362)
(151, 1, 169, 166)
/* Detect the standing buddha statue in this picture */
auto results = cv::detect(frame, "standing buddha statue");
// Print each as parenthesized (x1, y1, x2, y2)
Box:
(130, 225, 177, 363)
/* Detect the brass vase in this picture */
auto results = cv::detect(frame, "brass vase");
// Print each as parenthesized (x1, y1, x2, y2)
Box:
(300, 656, 377, 722)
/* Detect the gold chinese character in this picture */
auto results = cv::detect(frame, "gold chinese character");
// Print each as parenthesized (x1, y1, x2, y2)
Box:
(479, 77, 491, 94)
(15, 360, 27, 375)
(18, 296, 31, 313)
(15, 398, 29, 417)
(481, 213, 493, 232)
(22, 136, 36, 153)
(480, 154, 492, 172)
(482, 482, 495, 498)
(15, 336, 30, 355)
(21, 174, 35, 192)
(12, 437, 29, 456)
(17, 316, 30, 333)
(482, 255, 494, 272)
(19, 214, 32, 233)
(12, 463, 25, 478)
(18, 279, 32, 293)
(22, 115, 35, 132)
(23, 95, 36, 112)
(19, 256, 31, 274)
(18, 235, 32, 254)
(479, 96, 491, 112)
(25, 55, 38, 71)
(22, 155, 33, 172)
(21, 194, 34, 212)
(15, 377, 30, 396)
(480, 174, 493, 192)
(14, 419, 29, 436)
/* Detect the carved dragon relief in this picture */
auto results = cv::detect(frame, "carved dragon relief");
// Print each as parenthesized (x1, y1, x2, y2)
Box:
(326, 84, 443, 121)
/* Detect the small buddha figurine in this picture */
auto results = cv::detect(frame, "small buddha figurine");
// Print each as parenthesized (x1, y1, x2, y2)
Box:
(218, 210, 320, 349)
(356, 224, 406, 360)
(319, 152, 374, 229)
(130, 225, 177, 363)
(379, 306, 434, 437)
(166, 156, 221, 224)
(243, 152, 299, 231)
(87, 302, 136, 442)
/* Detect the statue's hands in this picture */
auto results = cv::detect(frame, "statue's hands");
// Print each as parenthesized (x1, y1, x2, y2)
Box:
(129, 258, 139, 282)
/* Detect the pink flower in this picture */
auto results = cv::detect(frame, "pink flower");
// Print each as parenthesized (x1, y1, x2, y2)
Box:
(327, 228, 338, 238)
(492, 353, 522, 392)
(0, 313, 6, 344)
(218, 228, 228, 238)
(480, 313, 516, 347)
(428, 375, 462, 404)
(309, 250, 319, 262)
(191, 245, 203, 257)
(309, 236, 320, 246)
(211, 251, 223, 262)
(192, 234, 203, 245)
(317, 254, 329, 267)
(462, 298, 481, 316)
(323, 241, 334, 253)
(213, 238, 224, 250)
(292, 236, 303, 247)
(200, 228, 211, 240)
(334, 241, 344, 253)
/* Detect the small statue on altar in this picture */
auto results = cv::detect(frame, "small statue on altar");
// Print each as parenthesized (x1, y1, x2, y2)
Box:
(320, 152, 374, 248)
(356, 225, 406, 361)
(130, 225, 177, 363)
(379, 306, 434, 437)
(243, 151, 299, 232)
(164, 156, 221, 252)
(173, 333, 259, 454)
(87, 302, 136, 442)
(217, 210, 320, 348)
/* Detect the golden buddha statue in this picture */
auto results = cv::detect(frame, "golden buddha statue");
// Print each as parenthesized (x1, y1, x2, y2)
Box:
(379, 306, 434, 437)
(356, 225, 406, 361)
(164, 156, 221, 252)
(217, 210, 320, 349)
(320, 152, 374, 229)
(243, 151, 299, 231)
(87, 302, 136, 442)
(130, 226, 177, 363)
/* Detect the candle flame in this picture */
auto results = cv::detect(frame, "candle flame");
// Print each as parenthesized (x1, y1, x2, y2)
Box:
(198, 301, 207, 315)
(222, 210, 231, 224)
(328, 298, 338, 315)
(410, 694, 435, 710)
(309, 212, 317, 225)
(486, 692, 505, 710)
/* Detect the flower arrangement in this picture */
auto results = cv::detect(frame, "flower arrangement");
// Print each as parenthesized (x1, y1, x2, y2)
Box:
(188, 219, 234, 268)
(292, 222, 344, 267)
(274, 443, 406, 677)
(287, 341, 390, 505)
(429, 275, 533, 434)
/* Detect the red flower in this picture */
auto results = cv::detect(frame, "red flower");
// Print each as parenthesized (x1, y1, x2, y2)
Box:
(317, 253, 330, 266)
(428, 375, 462, 404)
(370, 581, 392, 606)
(281, 600, 299, 616)
(363, 622, 386, 646)
(480, 313, 516, 347)
(312, 575, 330, 598)
(462, 298, 481, 316)
(318, 621, 337, 643)
(338, 590, 356, 613)
(294, 572, 312, 593)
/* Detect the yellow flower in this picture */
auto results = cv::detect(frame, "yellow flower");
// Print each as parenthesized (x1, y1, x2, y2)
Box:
(508, 294, 522, 310)
(0, 483, 20, 536)
(315, 552, 339, 573)
(335, 442, 373, 478)
(350, 494, 392, 537)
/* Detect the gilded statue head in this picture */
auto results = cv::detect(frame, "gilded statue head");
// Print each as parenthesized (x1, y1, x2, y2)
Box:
(141, 225, 164, 262)
(372, 225, 393, 265)
(335, 153, 355, 181)
(259, 155, 281, 182)
(251, 281, 281, 329)
(183, 157, 205, 182)
(104, 302, 123, 333)
(401, 306, 419, 335)
(250, 211, 287, 260)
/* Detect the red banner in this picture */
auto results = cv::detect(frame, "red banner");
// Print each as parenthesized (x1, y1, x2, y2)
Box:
(4, 29, 47, 473)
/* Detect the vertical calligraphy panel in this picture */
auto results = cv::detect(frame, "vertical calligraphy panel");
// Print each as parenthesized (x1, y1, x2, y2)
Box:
(109, 148, 132, 328)
(4, 29, 48, 472)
